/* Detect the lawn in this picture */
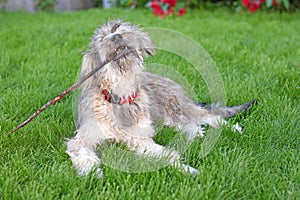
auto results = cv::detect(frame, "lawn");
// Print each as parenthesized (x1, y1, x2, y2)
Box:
(0, 8, 299, 199)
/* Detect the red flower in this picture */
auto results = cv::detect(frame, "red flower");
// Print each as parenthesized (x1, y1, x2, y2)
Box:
(178, 8, 187, 16)
(154, 8, 165, 17)
(167, 8, 174, 15)
(150, 2, 165, 17)
(161, 0, 177, 7)
(248, 2, 260, 12)
(148, 0, 187, 18)
(273, 0, 278, 6)
(150, 1, 160, 9)
(242, 0, 249, 6)
(242, 0, 261, 12)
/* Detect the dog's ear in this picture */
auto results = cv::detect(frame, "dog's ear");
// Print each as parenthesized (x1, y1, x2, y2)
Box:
(145, 46, 156, 57)
(80, 52, 101, 89)
(137, 32, 156, 57)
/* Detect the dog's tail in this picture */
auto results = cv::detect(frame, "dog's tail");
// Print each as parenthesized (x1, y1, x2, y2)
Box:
(198, 99, 257, 118)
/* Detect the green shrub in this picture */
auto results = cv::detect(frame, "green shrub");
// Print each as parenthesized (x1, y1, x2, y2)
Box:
(36, 0, 57, 11)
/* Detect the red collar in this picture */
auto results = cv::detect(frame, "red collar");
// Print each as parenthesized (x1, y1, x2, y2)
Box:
(102, 89, 137, 105)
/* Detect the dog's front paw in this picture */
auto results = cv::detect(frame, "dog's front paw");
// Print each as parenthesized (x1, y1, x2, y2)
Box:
(66, 147, 102, 178)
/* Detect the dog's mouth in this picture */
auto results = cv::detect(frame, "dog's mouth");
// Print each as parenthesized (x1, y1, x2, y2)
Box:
(109, 45, 129, 61)
(115, 45, 128, 55)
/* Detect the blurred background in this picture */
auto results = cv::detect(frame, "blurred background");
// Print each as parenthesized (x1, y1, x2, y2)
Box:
(0, 0, 299, 13)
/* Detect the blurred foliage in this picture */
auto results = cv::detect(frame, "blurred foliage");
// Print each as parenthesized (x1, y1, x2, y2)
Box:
(92, 0, 103, 7)
(1, 0, 298, 11)
(190, 0, 299, 11)
(36, 0, 57, 11)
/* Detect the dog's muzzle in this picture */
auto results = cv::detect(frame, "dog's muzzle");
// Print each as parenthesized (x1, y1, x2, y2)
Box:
(115, 45, 128, 55)
(109, 44, 129, 61)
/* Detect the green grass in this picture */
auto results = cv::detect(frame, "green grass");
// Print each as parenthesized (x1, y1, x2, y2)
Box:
(1, 9, 299, 199)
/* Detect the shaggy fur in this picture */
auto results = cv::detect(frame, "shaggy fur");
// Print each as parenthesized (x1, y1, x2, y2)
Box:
(66, 20, 255, 177)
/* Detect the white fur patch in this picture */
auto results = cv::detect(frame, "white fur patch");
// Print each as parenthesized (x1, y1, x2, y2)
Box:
(231, 123, 243, 134)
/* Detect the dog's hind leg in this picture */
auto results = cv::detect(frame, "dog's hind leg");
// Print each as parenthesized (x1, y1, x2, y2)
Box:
(200, 99, 257, 119)
(127, 137, 199, 176)
(179, 100, 257, 133)
(194, 100, 257, 133)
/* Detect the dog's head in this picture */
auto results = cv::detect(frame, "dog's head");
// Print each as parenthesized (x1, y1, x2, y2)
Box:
(87, 20, 155, 70)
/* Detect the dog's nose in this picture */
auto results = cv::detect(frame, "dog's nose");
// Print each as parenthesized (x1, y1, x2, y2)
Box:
(111, 34, 122, 42)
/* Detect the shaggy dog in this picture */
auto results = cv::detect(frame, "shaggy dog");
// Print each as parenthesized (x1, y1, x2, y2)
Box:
(66, 20, 255, 177)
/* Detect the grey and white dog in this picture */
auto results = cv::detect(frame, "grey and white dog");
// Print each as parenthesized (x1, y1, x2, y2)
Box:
(66, 20, 255, 177)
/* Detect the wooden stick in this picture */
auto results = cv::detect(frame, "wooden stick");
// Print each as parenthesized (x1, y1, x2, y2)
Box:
(9, 49, 136, 134)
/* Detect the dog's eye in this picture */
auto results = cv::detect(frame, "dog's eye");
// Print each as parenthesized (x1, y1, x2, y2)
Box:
(111, 24, 121, 33)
